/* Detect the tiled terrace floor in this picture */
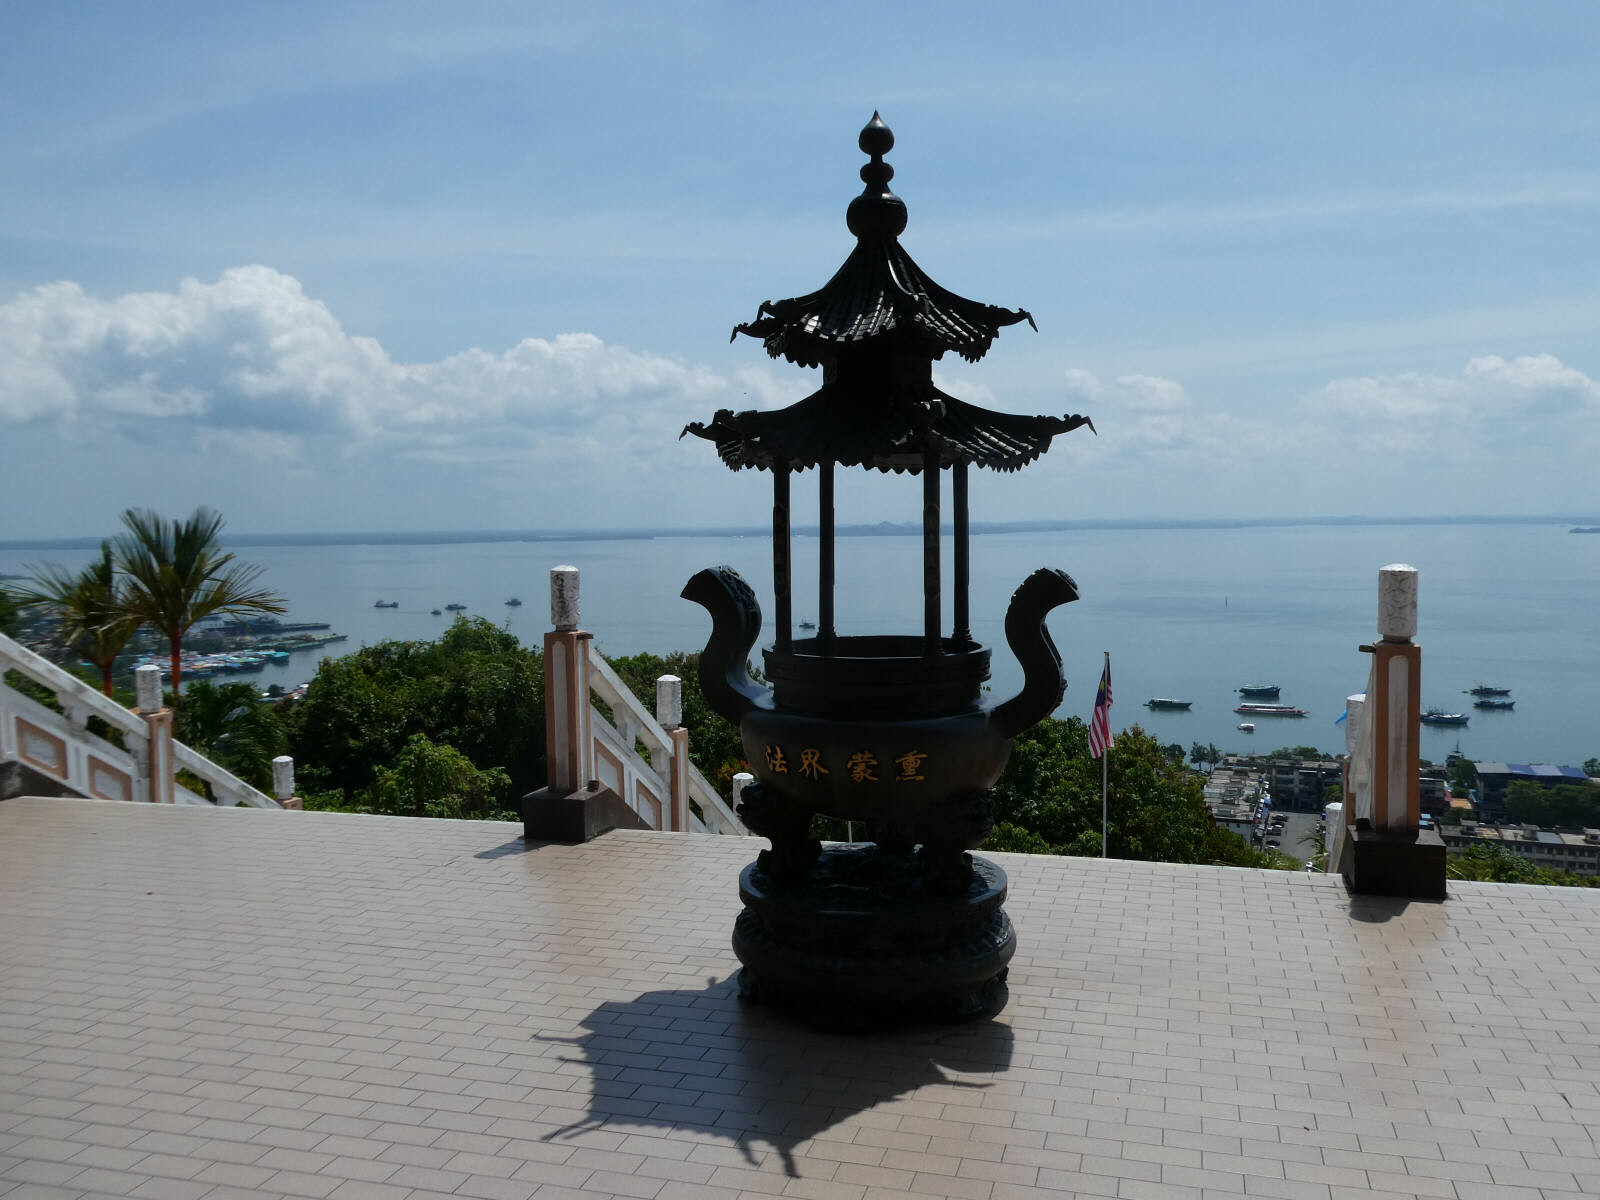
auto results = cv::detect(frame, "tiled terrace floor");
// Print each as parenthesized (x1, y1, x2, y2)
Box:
(3, 797, 1599, 1200)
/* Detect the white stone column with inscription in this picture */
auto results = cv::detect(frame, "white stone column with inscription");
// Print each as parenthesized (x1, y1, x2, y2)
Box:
(1370, 564, 1421, 834)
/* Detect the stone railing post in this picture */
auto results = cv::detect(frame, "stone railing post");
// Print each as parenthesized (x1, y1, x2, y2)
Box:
(544, 565, 594, 793)
(656, 674, 689, 832)
(134, 665, 174, 805)
(523, 567, 642, 843)
(272, 755, 302, 810)
(1342, 564, 1445, 898)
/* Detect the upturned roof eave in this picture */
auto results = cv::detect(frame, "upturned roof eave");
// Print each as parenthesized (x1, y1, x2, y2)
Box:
(730, 237, 1035, 368)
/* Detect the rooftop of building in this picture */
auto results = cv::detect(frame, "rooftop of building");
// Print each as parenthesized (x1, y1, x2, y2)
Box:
(4, 795, 1600, 1200)
(1475, 763, 1592, 781)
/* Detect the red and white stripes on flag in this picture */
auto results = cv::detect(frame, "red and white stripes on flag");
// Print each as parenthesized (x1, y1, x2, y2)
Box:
(1089, 660, 1113, 759)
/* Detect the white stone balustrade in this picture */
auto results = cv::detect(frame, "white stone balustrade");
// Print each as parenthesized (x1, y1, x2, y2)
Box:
(0, 631, 280, 809)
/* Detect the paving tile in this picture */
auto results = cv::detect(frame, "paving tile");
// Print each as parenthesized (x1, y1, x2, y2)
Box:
(1, 799, 1599, 1200)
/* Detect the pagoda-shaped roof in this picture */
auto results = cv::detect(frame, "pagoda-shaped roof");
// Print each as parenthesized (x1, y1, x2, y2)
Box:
(731, 113, 1034, 367)
(687, 114, 1094, 475)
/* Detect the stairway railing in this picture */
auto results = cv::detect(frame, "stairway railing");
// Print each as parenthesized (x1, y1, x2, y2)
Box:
(539, 566, 747, 836)
(1, 631, 281, 809)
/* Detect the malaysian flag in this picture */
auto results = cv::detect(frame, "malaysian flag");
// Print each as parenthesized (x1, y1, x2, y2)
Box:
(1089, 658, 1113, 759)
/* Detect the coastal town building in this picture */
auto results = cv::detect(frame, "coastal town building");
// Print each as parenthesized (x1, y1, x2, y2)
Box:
(1200, 761, 1260, 837)
(1442, 820, 1600, 876)
(1472, 760, 1594, 821)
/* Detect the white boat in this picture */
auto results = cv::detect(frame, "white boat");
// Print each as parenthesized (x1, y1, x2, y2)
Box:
(1237, 722, 1255, 733)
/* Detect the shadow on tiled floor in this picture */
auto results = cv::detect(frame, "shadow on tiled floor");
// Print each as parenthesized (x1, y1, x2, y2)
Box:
(540, 973, 1014, 1176)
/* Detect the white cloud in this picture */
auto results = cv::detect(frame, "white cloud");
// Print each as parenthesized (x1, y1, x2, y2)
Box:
(5, 267, 1598, 533)
(0, 266, 806, 466)
(1300, 354, 1600, 457)
(1063, 368, 1190, 414)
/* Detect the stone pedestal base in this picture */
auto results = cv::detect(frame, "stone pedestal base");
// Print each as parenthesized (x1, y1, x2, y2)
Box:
(521, 784, 648, 843)
(1342, 826, 1447, 900)
(733, 844, 1015, 1030)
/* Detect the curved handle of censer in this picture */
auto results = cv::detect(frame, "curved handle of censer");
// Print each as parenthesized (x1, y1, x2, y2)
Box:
(681, 565, 770, 722)
(991, 567, 1080, 738)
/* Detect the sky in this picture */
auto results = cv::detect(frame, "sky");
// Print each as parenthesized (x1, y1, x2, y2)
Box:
(3, 1, 1599, 539)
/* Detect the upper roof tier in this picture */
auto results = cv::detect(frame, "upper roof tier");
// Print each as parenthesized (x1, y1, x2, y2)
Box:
(731, 113, 1036, 367)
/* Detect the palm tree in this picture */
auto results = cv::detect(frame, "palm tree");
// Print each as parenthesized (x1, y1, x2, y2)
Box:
(114, 507, 285, 702)
(14, 542, 142, 695)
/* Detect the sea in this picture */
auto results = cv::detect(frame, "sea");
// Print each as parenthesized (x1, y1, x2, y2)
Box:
(5, 522, 1597, 768)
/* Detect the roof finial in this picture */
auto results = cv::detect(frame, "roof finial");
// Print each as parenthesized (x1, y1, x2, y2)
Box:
(846, 112, 908, 239)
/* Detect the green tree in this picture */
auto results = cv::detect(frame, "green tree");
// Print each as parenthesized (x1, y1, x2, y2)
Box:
(1505, 781, 1600, 828)
(1266, 745, 1332, 760)
(1584, 757, 1600, 779)
(113, 507, 285, 700)
(1161, 742, 1184, 764)
(174, 679, 286, 794)
(14, 543, 142, 695)
(367, 733, 512, 819)
(283, 616, 544, 803)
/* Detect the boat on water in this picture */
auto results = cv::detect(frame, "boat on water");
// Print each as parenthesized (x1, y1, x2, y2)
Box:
(430, 608, 442, 616)
(1466, 684, 1511, 697)
(1237, 722, 1255, 733)
(1237, 683, 1280, 698)
(505, 598, 522, 607)
(1233, 703, 1308, 717)
(798, 619, 817, 630)
(1145, 698, 1192, 710)
(1421, 709, 1469, 725)
(374, 600, 398, 608)
(444, 603, 466, 611)
(1473, 698, 1514, 711)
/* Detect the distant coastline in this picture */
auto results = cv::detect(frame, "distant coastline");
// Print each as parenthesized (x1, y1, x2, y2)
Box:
(5, 512, 1600, 552)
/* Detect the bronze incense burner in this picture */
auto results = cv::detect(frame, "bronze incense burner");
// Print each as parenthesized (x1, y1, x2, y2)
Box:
(683, 115, 1093, 1024)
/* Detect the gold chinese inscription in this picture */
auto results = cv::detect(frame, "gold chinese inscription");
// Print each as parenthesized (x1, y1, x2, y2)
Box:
(845, 750, 878, 783)
(798, 748, 830, 779)
(893, 750, 928, 782)
(760, 747, 926, 783)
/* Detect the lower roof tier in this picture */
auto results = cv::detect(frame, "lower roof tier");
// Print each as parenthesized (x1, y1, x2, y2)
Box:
(683, 381, 1093, 473)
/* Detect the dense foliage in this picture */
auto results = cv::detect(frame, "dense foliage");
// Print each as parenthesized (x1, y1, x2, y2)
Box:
(984, 718, 1296, 869)
(174, 679, 286, 794)
(1504, 781, 1600, 828)
(0, 588, 19, 638)
(281, 616, 545, 809)
(1447, 841, 1600, 887)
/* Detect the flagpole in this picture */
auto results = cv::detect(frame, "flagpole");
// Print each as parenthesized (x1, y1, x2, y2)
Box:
(1101, 649, 1109, 860)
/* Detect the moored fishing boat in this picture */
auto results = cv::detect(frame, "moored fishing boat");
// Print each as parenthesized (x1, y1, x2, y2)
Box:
(1466, 684, 1510, 697)
(1472, 698, 1514, 711)
(1233, 702, 1307, 717)
(1237, 683, 1280, 697)
(1145, 698, 1192, 710)
(1420, 708, 1469, 725)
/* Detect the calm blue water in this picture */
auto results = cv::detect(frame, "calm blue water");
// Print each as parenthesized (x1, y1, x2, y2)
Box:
(6, 523, 1597, 766)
